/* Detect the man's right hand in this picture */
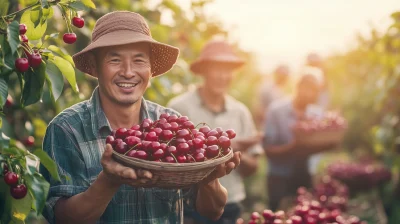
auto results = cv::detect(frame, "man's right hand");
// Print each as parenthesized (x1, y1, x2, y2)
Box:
(100, 144, 156, 187)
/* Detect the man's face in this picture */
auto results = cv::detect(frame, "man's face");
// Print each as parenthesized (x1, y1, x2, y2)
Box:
(202, 62, 236, 96)
(296, 76, 320, 105)
(92, 43, 151, 106)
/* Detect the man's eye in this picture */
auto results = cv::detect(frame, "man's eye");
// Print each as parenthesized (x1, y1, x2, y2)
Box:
(111, 59, 120, 62)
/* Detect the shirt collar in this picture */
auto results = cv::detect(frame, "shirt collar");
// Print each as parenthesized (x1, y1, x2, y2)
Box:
(195, 88, 233, 114)
(88, 87, 151, 135)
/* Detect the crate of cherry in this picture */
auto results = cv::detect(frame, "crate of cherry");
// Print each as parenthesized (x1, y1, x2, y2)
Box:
(107, 113, 234, 189)
(292, 112, 347, 147)
(327, 162, 392, 193)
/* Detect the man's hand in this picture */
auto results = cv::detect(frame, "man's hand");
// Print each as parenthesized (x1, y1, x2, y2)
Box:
(101, 144, 156, 187)
(231, 133, 263, 152)
(201, 151, 241, 185)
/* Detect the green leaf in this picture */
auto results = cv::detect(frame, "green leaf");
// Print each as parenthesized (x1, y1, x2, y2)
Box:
(24, 173, 49, 215)
(20, 10, 48, 40)
(41, 0, 49, 8)
(0, 77, 7, 107)
(30, 7, 42, 27)
(42, 6, 53, 18)
(81, 0, 96, 9)
(21, 62, 46, 107)
(0, 117, 2, 129)
(10, 191, 33, 222)
(49, 56, 78, 92)
(0, 0, 9, 31)
(6, 21, 20, 55)
(48, 45, 74, 65)
(33, 149, 60, 181)
(68, 1, 90, 11)
(45, 60, 64, 101)
(0, 132, 10, 150)
(0, 33, 17, 71)
(32, 118, 47, 139)
(44, 32, 59, 41)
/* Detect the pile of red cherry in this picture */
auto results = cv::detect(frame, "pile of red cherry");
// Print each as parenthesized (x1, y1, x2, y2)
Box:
(292, 112, 347, 134)
(244, 176, 365, 224)
(106, 113, 236, 163)
(2, 164, 27, 199)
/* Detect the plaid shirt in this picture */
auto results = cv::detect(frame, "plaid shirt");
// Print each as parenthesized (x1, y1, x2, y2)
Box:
(41, 87, 187, 224)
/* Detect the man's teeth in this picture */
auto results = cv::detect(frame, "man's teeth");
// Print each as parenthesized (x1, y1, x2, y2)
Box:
(117, 83, 137, 87)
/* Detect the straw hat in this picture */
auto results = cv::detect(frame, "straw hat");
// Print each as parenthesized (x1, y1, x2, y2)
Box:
(73, 11, 179, 77)
(190, 40, 245, 75)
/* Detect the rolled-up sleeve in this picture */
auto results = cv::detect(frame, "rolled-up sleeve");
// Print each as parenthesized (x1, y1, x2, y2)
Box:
(40, 123, 89, 224)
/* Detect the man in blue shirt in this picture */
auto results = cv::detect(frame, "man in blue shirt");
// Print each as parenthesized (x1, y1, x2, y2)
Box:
(41, 11, 240, 224)
(263, 72, 337, 211)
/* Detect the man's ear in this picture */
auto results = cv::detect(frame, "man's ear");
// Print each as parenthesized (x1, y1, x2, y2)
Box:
(87, 51, 98, 77)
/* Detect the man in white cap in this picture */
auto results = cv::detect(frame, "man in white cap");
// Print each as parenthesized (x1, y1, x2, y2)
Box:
(41, 11, 240, 224)
(168, 40, 263, 224)
(263, 71, 337, 211)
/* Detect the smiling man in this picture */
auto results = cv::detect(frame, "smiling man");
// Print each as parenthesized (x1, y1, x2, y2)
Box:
(41, 11, 240, 224)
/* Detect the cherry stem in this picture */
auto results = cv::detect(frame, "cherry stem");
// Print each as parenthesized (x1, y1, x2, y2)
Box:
(124, 143, 140, 155)
(187, 154, 196, 162)
(166, 137, 176, 146)
(6, 159, 13, 173)
(195, 122, 208, 129)
(2, 0, 61, 19)
(170, 153, 178, 163)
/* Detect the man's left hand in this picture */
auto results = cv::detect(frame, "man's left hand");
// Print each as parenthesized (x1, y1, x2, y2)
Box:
(201, 151, 241, 184)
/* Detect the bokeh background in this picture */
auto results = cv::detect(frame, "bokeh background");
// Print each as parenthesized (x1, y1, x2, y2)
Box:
(2, 0, 400, 223)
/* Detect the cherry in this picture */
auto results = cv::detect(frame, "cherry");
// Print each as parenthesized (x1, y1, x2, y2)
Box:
(5, 96, 13, 107)
(114, 139, 128, 154)
(131, 124, 141, 130)
(167, 115, 178, 123)
(193, 138, 204, 149)
(305, 217, 317, 224)
(187, 140, 194, 149)
(166, 146, 178, 156)
(15, 58, 29, 72)
(177, 143, 190, 155)
(63, 33, 77, 44)
(273, 220, 283, 224)
(177, 129, 191, 140)
(248, 220, 257, 224)
(4, 172, 18, 186)
(207, 130, 219, 137)
(126, 129, 135, 136)
(152, 127, 163, 136)
(29, 52, 42, 68)
(310, 200, 322, 211)
(318, 213, 328, 223)
(290, 216, 302, 224)
(126, 150, 137, 157)
(125, 136, 141, 148)
(20, 34, 28, 43)
(143, 118, 153, 124)
(170, 122, 179, 132)
(195, 132, 205, 137)
(153, 149, 165, 160)
(156, 118, 167, 127)
(215, 127, 224, 135)
(348, 216, 361, 224)
(160, 130, 173, 141)
(24, 136, 35, 147)
(251, 212, 260, 220)
(206, 136, 218, 146)
(206, 145, 219, 158)
(145, 131, 158, 141)
(160, 113, 169, 119)
(194, 148, 206, 155)
(106, 136, 115, 145)
(141, 141, 152, 151)
(177, 155, 187, 163)
(182, 121, 195, 129)
(194, 153, 205, 162)
(72, 16, 85, 28)
(177, 116, 189, 124)
(220, 132, 229, 138)
(142, 122, 152, 131)
(226, 129, 236, 139)
(161, 122, 172, 130)
(275, 210, 285, 220)
(187, 155, 196, 163)
(199, 126, 211, 134)
(10, 184, 27, 199)
(218, 136, 231, 149)
(164, 156, 176, 163)
(19, 24, 27, 35)
(222, 148, 231, 155)
(191, 129, 198, 136)
(160, 143, 167, 151)
(297, 186, 308, 195)
(307, 210, 319, 219)
(133, 130, 143, 138)
(175, 138, 187, 144)
(133, 150, 148, 160)
(115, 128, 128, 139)
(149, 142, 161, 153)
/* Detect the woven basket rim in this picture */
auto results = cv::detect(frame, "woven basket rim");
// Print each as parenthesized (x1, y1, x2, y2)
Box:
(112, 149, 233, 171)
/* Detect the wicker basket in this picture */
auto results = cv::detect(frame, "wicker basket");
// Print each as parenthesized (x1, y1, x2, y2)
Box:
(112, 150, 233, 189)
(295, 129, 345, 146)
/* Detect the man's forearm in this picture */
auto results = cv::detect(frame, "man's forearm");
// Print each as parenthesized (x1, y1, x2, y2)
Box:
(238, 154, 259, 177)
(55, 172, 120, 224)
(196, 179, 227, 221)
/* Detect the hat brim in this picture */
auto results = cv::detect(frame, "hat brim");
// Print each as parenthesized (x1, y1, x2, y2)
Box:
(73, 30, 179, 77)
(190, 55, 245, 75)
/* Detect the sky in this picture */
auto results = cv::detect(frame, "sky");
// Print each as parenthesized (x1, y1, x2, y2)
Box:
(168, 0, 399, 74)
